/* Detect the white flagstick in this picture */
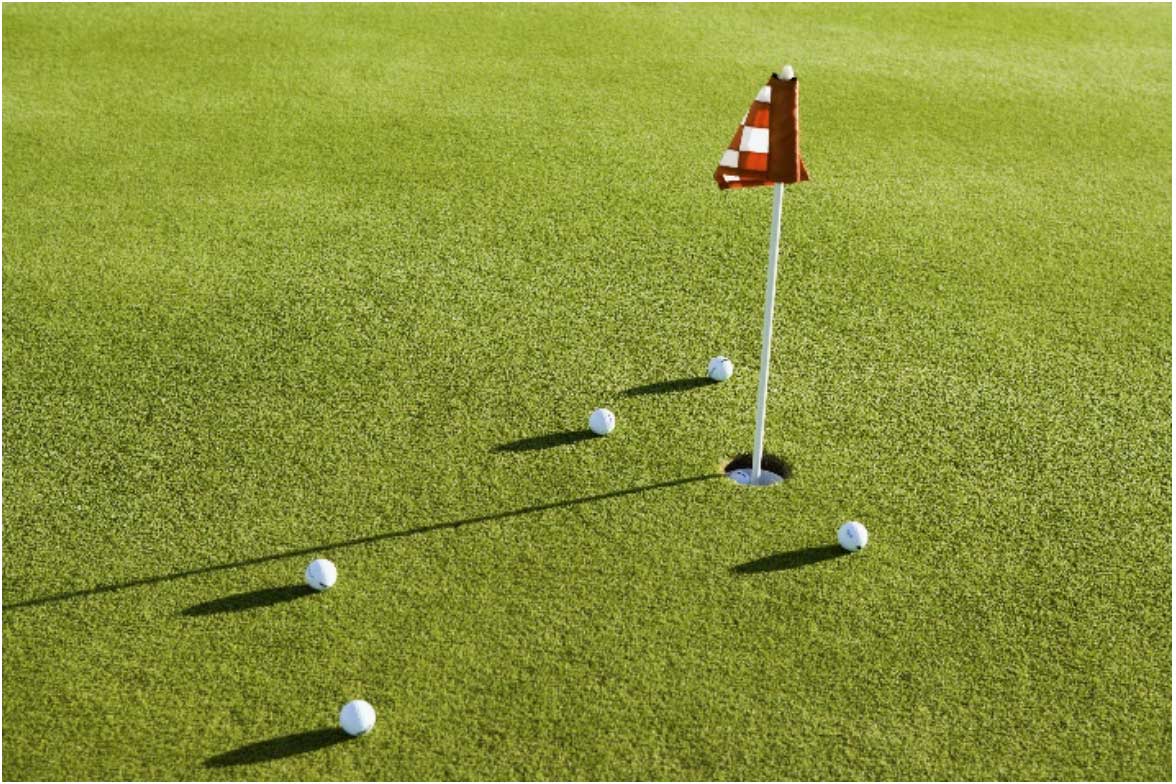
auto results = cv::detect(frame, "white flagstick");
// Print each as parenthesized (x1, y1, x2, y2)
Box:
(751, 181, 785, 483)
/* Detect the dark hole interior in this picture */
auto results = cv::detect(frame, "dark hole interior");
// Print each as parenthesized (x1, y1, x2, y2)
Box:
(724, 453, 791, 479)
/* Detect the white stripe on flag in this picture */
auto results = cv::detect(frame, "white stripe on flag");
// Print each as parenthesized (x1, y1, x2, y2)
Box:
(739, 127, 769, 153)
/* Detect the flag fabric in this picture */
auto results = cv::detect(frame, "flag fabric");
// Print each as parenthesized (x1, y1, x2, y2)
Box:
(714, 72, 809, 190)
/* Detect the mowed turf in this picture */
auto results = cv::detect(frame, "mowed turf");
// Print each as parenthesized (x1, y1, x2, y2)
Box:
(2, 3, 1171, 780)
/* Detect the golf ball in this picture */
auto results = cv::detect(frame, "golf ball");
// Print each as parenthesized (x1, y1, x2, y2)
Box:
(339, 699, 376, 737)
(837, 521, 869, 552)
(588, 408, 616, 436)
(707, 356, 734, 382)
(304, 558, 337, 591)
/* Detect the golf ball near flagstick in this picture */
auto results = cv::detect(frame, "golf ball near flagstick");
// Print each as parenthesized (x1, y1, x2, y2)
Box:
(708, 356, 734, 382)
(837, 521, 869, 552)
(339, 700, 376, 736)
(304, 558, 337, 591)
(588, 408, 615, 436)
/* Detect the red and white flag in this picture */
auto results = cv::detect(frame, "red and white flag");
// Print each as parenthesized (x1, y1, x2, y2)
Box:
(714, 70, 809, 190)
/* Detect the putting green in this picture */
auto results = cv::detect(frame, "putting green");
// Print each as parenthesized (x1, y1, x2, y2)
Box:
(3, 3, 1170, 780)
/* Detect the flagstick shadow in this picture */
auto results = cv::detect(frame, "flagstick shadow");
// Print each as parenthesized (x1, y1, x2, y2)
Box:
(621, 377, 715, 397)
(492, 429, 596, 453)
(6, 474, 721, 610)
(731, 545, 846, 574)
(205, 729, 348, 768)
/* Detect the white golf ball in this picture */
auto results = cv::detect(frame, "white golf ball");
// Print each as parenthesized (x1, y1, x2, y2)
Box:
(588, 408, 616, 436)
(779, 64, 795, 80)
(837, 521, 869, 552)
(304, 558, 337, 591)
(339, 699, 376, 737)
(707, 356, 734, 382)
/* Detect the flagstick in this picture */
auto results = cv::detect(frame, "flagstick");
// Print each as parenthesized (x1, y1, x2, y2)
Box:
(751, 182, 785, 483)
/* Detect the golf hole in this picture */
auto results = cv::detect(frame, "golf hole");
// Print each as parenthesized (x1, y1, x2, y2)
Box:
(724, 453, 790, 487)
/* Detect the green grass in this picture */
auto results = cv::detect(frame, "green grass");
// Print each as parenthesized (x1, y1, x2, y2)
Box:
(2, 3, 1170, 780)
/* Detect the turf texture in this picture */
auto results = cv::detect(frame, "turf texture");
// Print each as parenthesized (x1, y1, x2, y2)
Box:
(2, 3, 1171, 780)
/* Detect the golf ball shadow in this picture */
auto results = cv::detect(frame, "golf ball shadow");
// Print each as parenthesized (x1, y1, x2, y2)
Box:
(205, 728, 349, 767)
(181, 584, 315, 617)
(732, 545, 847, 574)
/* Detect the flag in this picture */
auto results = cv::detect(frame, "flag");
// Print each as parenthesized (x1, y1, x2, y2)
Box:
(714, 71, 809, 190)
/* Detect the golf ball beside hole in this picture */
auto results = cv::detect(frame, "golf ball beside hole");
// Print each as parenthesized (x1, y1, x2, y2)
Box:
(588, 408, 616, 436)
(304, 558, 337, 591)
(339, 699, 376, 736)
(837, 521, 869, 552)
(708, 356, 734, 382)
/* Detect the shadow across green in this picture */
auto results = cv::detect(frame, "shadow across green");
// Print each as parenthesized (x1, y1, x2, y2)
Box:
(6, 474, 721, 610)
(204, 728, 349, 767)
(732, 545, 847, 574)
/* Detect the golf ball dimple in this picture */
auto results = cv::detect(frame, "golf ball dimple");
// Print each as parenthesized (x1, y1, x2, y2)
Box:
(837, 521, 869, 552)
(707, 356, 734, 382)
(588, 408, 616, 436)
(304, 558, 337, 591)
(339, 699, 376, 737)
